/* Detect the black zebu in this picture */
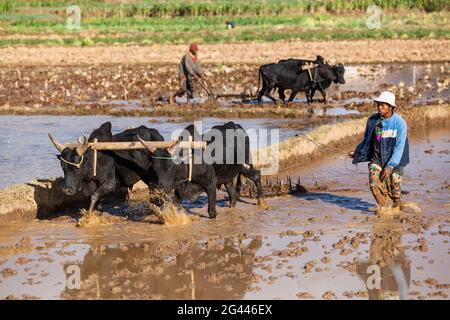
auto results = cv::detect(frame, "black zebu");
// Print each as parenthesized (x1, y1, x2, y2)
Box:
(257, 56, 342, 104)
(139, 125, 218, 218)
(174, 122, 263, 208)
(49, 122, 163, 212)
(139, 121, 263, 218)
(277, 57, 345, 104)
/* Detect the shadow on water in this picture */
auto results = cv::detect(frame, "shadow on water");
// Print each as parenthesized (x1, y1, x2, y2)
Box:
(26, 179, 89, 220)
(294, 191, 373, 212)
(181, 195, 231, 213)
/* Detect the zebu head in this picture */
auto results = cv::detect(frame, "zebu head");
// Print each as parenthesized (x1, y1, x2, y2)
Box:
(49, 134, 91, 196)
(138, 135, 184, 193)
(332, 63, 346, 84)
(317, 64, 337, 83)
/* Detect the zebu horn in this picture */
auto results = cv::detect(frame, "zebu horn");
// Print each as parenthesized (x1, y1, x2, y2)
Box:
(77, 135, 86, 144)
(48, 133, 66, 153)
(137, 135, 157, 153)
(75, 135, 90, 156)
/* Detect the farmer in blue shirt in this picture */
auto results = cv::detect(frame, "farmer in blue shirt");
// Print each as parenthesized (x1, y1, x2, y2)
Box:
(350, 91, 409, 209)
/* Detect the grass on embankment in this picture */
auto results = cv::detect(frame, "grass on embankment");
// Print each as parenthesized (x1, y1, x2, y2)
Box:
(254, 104, 450, 171)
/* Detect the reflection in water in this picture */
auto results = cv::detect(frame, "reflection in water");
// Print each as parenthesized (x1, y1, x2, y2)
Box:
(63, 237, 262, 299)
(357, 218, 411, 300)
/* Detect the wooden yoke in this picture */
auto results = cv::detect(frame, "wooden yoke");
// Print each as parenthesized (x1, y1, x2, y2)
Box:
(87, 139, 206, 180)
(301, 63, 319, 82)
(93, 138, 98, 176)
(188, 135, 193, 182)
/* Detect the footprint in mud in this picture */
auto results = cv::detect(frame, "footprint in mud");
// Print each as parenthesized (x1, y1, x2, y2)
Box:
(1, 268, 18, 278)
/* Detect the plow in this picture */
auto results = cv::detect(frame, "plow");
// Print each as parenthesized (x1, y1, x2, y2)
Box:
(197, 79, 257, 102)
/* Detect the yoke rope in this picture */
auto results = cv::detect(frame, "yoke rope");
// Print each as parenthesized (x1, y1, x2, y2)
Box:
(60, 155, 84, 168)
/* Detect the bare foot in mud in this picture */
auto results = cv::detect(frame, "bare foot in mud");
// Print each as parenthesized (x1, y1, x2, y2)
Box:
(375, 205, 402, 217)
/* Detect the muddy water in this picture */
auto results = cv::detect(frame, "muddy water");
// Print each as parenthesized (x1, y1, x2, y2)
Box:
(0, 115, 300, 189)
(0, 126, 448, 300)
(333, 62, 449, 101)
(111, 62, 449, 111)
(1, 62, 448, 117)
(262, 62, 449, 107)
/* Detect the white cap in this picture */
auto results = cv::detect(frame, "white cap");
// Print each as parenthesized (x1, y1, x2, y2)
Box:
(373, 91, 396, 108)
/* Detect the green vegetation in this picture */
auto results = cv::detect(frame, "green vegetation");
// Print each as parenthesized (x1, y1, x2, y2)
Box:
(0, 1, 448, 46)
(1, 0, 448, 16)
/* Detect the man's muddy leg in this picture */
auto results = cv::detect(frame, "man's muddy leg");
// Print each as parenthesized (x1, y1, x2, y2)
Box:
(170, 79, 188, 103)
(370, 186, 391, 207)
(186, 79, 194, 101)
(390, 171, 403, 207)
(369, 163, 391, 207)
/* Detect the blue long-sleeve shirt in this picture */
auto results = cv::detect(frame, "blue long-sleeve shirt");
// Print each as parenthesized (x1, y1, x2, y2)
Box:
(353, 112, 409, 170)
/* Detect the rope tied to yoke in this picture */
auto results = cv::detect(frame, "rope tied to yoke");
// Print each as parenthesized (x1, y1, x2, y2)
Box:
(151, 155, 184, 161)
(60, 155, 84, 168)
(301, 63, 319, 83)
(151, 144, 193, 182)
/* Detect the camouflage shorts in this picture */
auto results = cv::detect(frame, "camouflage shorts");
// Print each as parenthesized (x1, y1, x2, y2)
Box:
(369, 163, 402, 199)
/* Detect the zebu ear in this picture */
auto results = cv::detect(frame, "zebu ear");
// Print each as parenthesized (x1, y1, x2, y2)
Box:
(48, 133, 66, 153)
(75, 135, 90, 156)
(137, 135, 157, 153)
(167, 140, 182, 155)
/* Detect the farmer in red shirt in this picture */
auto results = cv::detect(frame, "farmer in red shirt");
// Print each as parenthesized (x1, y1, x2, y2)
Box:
(170, 43, 204, 104)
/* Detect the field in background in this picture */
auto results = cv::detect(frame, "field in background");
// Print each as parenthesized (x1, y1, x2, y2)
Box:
(0, 0, 449, 46)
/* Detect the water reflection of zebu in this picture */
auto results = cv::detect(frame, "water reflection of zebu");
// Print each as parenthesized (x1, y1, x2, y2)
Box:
(63, 237, 263, 299)
(356, 218, 411, 300)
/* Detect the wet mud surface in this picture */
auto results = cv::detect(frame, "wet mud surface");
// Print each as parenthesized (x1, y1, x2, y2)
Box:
(0, 62, 448, 118)
(1, 126, 448, 300)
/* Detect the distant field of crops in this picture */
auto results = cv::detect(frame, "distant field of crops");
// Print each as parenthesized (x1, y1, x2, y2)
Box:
(1, 0, 448, 16)
(0, 1, 448, 46)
